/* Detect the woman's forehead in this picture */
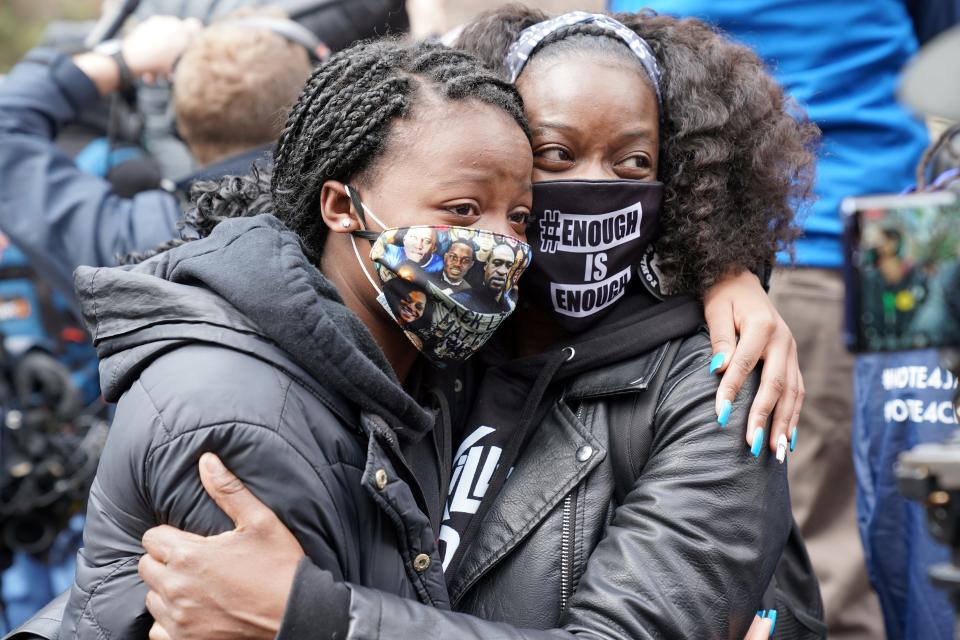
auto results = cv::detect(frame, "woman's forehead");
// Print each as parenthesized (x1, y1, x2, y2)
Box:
(517, 55, 658, 136)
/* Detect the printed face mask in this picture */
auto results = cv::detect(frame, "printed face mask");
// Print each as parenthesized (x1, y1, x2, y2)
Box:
(525, 179, 663, 332)
(345, 186, 532, 366)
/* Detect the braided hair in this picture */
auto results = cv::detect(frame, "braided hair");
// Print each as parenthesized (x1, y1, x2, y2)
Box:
(124, 39, 527, 265)
(455, 5, 819, 296)
(270, 37, 528, 261)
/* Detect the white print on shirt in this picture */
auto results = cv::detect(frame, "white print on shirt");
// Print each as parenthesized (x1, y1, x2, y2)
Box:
(439, 425, 502, 571)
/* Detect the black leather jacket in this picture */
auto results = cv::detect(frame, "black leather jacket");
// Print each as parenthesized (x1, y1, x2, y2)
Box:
(294, 323, 794, 639)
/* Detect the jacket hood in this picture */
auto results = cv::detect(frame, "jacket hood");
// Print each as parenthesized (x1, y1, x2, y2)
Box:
(74, 214, 433, 438)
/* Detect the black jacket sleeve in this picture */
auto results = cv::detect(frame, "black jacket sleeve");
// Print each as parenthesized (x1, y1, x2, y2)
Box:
(286, 338, 791, 639)
(61, 375, 348, 639)
(278, 559, 351, 640)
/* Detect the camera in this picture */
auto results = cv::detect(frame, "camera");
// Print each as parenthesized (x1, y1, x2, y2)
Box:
(896, 359, 960, 631)
(0, 407, 107, 569)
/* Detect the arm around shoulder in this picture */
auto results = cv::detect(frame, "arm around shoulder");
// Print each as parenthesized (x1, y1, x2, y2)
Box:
(564, 334, 790, 638)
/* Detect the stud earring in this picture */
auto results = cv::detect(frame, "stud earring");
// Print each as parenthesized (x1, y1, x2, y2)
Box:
(341, 218, 352, 228)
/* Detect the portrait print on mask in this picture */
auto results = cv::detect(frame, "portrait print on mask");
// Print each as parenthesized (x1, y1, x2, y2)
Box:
(367, 226, 531, 365)
(526, 180, 663, 332)
(437, 239, 476, 294)
(380, 227, 443, 273)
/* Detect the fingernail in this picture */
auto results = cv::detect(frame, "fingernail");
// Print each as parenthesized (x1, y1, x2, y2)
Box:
(717, 400, 733, 427)
(776, 434, 787, 464)
(751, 428, 765, 457)
(789, 426, 798, 452)
(709, 352, 726, 374)
(767, 609, 777, 636)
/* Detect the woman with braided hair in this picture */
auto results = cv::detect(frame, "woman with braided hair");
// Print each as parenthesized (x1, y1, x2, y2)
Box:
(55, 37, 537, 639)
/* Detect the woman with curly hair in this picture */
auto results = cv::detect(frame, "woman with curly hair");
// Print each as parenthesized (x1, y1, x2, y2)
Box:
(126, 7, 824, 640)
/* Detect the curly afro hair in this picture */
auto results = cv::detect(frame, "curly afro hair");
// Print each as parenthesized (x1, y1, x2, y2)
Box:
(455, 5, 819, 295)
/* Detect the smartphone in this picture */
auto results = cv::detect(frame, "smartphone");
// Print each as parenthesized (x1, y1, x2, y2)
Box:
(842, 190, 960, 352)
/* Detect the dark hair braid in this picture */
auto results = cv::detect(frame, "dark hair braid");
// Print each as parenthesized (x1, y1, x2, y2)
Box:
(455, 5, 818, 296)
(118, 165, 274, 265)
(270, 38, 529, 261)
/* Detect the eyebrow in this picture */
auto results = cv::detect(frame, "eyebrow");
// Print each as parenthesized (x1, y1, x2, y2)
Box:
(432, 172, 533, 193)
(532, 122, 657, 144)
(531, 121, 578, 136)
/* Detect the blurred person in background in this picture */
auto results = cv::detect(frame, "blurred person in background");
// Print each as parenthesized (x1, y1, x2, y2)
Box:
(0, 11, 313, 632)
(89, 0, 408, 179)
(608, 1, 957, 638)
(0, 13, 313, 303)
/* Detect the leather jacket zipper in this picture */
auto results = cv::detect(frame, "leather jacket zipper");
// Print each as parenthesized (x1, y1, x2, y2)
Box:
(560, 404, 586, 612)
(560, 493, 572, 612)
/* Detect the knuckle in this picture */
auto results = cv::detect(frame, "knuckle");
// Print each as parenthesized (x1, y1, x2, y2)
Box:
(248, 511, 274, 533)
(756, 317, 777, 337)
(712, 334, 734, 349)
(720, 380, 740, 398)
(733, 355, 754, 377)
(768, 375, 787, 394)
(778, 410, 793, 428)
(171, 604, 189, 626)
(166, 544, 187, 568)
(218, 475, 245, 496)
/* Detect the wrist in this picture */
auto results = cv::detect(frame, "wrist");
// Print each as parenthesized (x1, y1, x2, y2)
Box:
(71, 52, 120, 96)
(276, 558, 350, 640)
(109, 49, 137, 99)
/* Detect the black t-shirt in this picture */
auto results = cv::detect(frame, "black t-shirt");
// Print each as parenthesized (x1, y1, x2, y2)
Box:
(437, 363, 532, 573)
(438, 280, 663, 574)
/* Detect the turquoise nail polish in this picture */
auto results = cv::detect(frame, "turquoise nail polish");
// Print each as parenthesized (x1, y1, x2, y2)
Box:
(790, 426, 798, 452)
(757, 610, 765, 619)
(767, 609, 777, 636)
(717, 400, 733, 427)
(709, 352, 726, 374)
(751, 428, 765, 457)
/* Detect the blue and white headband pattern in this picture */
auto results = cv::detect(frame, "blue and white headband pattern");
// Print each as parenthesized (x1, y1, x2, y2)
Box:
(504, 11, 663, 108)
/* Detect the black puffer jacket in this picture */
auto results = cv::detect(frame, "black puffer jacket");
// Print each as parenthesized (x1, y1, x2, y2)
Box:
(59, 215, 450, 638)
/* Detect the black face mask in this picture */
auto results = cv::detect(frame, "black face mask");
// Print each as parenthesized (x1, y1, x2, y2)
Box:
(524, 179, 664, 332)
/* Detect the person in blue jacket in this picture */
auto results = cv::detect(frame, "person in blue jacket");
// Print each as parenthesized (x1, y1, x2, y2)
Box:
(608, 1, 956, 638)
(0, 15, 314, 303)
(0, 15, 315, 632)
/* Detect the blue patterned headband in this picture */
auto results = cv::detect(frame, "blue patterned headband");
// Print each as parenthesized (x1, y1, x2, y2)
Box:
(504, 11, 663, 109)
